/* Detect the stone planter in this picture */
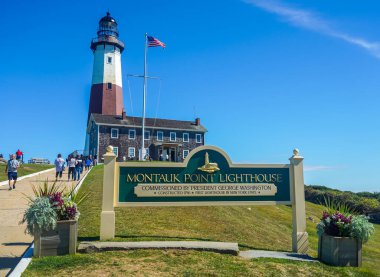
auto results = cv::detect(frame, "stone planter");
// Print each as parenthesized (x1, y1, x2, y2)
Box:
(34, 220, 77, 257)
(318, 234, 362, 267)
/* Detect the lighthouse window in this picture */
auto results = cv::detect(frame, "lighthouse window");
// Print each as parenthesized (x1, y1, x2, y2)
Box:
(107, 83, 112, 90)
(107, 57, 112, 64)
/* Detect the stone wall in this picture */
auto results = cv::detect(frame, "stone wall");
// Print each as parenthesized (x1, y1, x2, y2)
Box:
(88, 120, 99, 158)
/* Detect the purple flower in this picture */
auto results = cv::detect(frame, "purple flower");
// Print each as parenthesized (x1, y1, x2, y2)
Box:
(49, 192, 64, 208)
(322, 211, 330, 220)
(65, 206, 77, 220)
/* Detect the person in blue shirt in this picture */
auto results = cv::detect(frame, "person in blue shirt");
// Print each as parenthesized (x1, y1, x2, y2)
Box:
(85, 158, 92, 171)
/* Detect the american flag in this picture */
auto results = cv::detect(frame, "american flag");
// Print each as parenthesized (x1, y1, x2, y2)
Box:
(147, 36, 166, 48)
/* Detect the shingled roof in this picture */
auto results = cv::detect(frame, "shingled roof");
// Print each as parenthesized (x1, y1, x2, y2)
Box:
(91, 113, 207, 132)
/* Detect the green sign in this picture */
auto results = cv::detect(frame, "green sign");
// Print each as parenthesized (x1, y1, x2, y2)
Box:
(118, 146, 291, 205)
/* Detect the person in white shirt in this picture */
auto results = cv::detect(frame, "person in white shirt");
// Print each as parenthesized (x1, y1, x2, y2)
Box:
(54, 154, 65, 180)
(68, 156, 76, 181)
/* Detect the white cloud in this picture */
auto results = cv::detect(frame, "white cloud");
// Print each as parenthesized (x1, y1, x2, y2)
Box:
(244, 0, 380, 58)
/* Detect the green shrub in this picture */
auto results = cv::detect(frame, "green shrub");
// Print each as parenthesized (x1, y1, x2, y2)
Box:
(21, 197, 57, 235)
(305, 185, 380, 214)
(351, 215, 375, 243)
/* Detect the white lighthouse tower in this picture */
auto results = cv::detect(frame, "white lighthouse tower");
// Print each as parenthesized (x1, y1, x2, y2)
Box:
(88, 12, 125, 119)
(84, 12, 125, 156)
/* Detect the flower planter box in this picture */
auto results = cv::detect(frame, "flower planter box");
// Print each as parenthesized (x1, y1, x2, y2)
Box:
(34, 220, 77, 257)
(318, 234, 362, 267)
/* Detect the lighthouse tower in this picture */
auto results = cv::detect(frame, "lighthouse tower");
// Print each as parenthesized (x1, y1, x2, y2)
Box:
(88, 12, 125, 119)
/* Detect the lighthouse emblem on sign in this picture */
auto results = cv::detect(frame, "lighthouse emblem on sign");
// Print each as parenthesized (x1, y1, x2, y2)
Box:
(198, 152, 220, 173)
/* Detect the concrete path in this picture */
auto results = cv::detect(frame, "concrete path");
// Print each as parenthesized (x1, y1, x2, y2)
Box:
(0, 169, 88, 277)
(239, 250, 318, 262)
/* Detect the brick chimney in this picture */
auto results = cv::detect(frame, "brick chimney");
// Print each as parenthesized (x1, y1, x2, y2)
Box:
(122, 108, 127, 120)
(195, 118, 200, 126)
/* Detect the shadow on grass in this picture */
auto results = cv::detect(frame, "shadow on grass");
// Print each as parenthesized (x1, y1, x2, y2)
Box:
(78, 235, 216, 242)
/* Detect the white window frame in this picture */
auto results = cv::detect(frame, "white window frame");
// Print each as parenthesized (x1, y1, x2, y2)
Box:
(144, 130, 150, 140)
(128, 147, 135, 158)
(183, 133, 189, 142)
(107, 82, 112, 90)
(183, 149, 189, 159)
(196, 134, 202, 143)
(107, 56, 112, 64)
(157, 131, 163, 141)
(113, 146, 118, 157)
(170, 132, 176, 142)
(129, 129, 136, 140)
(111, 128, 119, 139)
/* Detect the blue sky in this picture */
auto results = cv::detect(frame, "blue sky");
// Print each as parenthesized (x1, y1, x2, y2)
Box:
(0, 0, 379, 192)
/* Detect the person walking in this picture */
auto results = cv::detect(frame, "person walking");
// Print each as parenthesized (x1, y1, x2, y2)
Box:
(74, 158, 81, 181)
(80, 156, 85, 173)
(54, 154, 65, 180)
(68, 156, 76, 181)
(16, 149, 22, 160)
(85, 157, 91, 170)
(5, 154, 19, 190)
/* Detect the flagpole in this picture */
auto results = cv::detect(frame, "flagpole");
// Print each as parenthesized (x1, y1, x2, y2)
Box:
(141, 33, 148, 161)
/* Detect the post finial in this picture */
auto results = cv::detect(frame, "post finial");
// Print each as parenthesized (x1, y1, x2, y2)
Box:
(106, 145, 114, 154)
(293, 148, 300, 156)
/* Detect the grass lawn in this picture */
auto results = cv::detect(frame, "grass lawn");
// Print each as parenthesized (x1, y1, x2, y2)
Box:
(23, 165, 380, 276)
(0, 164, 53, 182)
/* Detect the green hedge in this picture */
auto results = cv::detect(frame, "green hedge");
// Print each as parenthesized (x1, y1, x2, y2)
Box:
(305, 185, 380, 215)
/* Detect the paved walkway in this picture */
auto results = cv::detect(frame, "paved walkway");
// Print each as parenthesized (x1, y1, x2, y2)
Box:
(0, 169, 87, 277)
(239, 250, 318, 262)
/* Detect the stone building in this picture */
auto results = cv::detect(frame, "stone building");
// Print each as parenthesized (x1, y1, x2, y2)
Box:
(84, 12, 207, 161)
(87, 113, 206, 162)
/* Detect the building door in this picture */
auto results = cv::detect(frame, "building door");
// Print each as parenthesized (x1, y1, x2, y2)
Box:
(170, 147, 176, 162)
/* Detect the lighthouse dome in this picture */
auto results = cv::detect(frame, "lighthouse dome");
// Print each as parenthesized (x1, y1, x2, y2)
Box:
(97, 12, 119, 38)
(99, 12, 117, 24)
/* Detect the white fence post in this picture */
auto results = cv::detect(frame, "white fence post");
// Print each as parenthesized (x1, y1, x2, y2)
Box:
(100, 145, 117, 240)
(290, 149, 309, 253)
